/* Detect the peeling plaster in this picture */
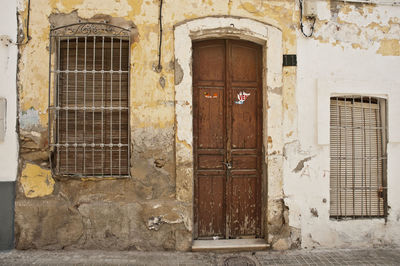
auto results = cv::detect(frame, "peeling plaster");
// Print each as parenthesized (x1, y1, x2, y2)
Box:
(19, 107, 40, 131)
(296, 1, 400, 250)
(292, 156, 312, 173)
(147, 216, 164, 231)
(310, 208, 319, 217)
(20, 163, 54, 198)
(174, 59, 184, 85)
(269, 86, 282, 95)
(312, 2, 400, 55)
(55, 0, 133, 19)
(377, 39, 400, 56)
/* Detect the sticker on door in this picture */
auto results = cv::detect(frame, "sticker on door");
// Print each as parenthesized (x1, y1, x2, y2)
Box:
(235, 91, 250, 104)
(204, 92, 218, 99)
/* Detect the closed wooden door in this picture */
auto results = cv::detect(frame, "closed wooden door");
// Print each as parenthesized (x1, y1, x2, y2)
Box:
(193, 39, 263, 239)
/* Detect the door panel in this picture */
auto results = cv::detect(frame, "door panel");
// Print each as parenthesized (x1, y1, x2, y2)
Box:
(198, 154, 224, 169)
(194, 39, 262, 239)
(193, 40, 227, 238)
(193, 39, 225, 87)
(231, 156, 257, 169)
(198, 175, 225, 237)
(230, 176, 258, 236)
(197, 87, 224, 149)
(231, 88, 258, 149)
(231, 45, 258, 83)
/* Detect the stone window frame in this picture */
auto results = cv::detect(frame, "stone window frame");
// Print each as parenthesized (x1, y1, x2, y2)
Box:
(173, 16, 283, 238)
(317, 79, 400, 225)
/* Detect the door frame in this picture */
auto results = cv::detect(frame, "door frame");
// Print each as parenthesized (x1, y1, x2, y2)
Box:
(192, 39, 263, 239)
(173, 17, 283, 243)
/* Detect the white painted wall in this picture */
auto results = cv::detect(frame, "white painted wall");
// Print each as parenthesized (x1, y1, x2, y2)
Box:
(290, 2, 400, 248)
(0, 0, 18, 182)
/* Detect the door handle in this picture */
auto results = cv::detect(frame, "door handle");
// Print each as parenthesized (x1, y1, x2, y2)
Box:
(222, 161, 232, 169)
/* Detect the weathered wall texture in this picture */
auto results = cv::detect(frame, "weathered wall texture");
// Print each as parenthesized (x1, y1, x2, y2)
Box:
(292, 0, 400, 249)
(14, 0, 400, 251)
(0, 0, 18, 182)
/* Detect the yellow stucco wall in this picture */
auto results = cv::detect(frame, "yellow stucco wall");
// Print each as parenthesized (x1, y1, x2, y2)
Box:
(17, 0, 297, 134)
(20, 163, 55, 198)
(17, 0, 399, 141)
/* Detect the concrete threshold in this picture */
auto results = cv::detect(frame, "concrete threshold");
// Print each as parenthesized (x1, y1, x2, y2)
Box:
(192, 238, 269, 252)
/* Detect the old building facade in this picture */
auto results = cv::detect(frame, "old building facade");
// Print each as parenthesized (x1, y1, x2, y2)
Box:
(0, 0, 399, 251)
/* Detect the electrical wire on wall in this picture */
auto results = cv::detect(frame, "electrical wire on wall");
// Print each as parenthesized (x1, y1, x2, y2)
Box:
(299, 0, 316, 38)
(156, 0, 163, 72)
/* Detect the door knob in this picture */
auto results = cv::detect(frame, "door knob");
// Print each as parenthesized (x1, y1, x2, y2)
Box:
(222, 161, 232, 169)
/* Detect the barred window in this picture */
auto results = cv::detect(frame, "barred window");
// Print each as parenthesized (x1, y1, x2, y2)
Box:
(49, 23, 131, 178)
(330, 96, 387, 219)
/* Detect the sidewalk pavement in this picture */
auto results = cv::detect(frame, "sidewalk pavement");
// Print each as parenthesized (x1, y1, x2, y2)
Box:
(1, 248, 399, 265)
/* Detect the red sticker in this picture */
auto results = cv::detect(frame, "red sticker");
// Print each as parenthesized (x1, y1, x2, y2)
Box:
(204, 92, 218, 99)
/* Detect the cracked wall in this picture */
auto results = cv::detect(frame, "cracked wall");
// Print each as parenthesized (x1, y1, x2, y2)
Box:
(292, 0, 400, 249)
(14, 0, 400, 251)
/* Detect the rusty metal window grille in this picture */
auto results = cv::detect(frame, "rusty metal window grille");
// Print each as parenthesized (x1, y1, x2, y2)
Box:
(330, 96, 387, 219)
(48, 23, 131, 178)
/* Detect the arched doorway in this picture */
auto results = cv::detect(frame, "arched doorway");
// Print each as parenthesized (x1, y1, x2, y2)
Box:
(173, 17, 283, 245)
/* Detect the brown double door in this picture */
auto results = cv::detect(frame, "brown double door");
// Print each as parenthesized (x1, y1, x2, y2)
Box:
(193, 39, 263, 239)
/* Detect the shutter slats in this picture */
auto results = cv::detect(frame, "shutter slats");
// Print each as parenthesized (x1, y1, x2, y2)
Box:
(52, 36, 130, 177)
(330, 97, 386, 218)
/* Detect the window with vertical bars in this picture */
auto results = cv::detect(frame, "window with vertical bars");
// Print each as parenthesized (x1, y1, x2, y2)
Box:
(330, 96, 387, 219)
(49, 23, 131, 178)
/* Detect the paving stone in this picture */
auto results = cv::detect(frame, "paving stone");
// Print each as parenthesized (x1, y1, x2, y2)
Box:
(0, 248, 400, 265)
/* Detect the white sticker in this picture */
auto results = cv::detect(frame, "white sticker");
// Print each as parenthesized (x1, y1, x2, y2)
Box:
(235, 91, 250, 104)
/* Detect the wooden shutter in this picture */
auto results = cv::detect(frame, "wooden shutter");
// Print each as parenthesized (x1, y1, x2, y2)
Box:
(52, 36, 130, 177)
(330, 97, 387, 218)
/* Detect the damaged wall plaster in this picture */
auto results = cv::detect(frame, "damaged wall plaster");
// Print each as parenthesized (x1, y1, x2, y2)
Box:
(20, 163, 54, 198)
(293, 0, 400, 249)
(19, 107, 40, 132)
(14, 0, 400, 251)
